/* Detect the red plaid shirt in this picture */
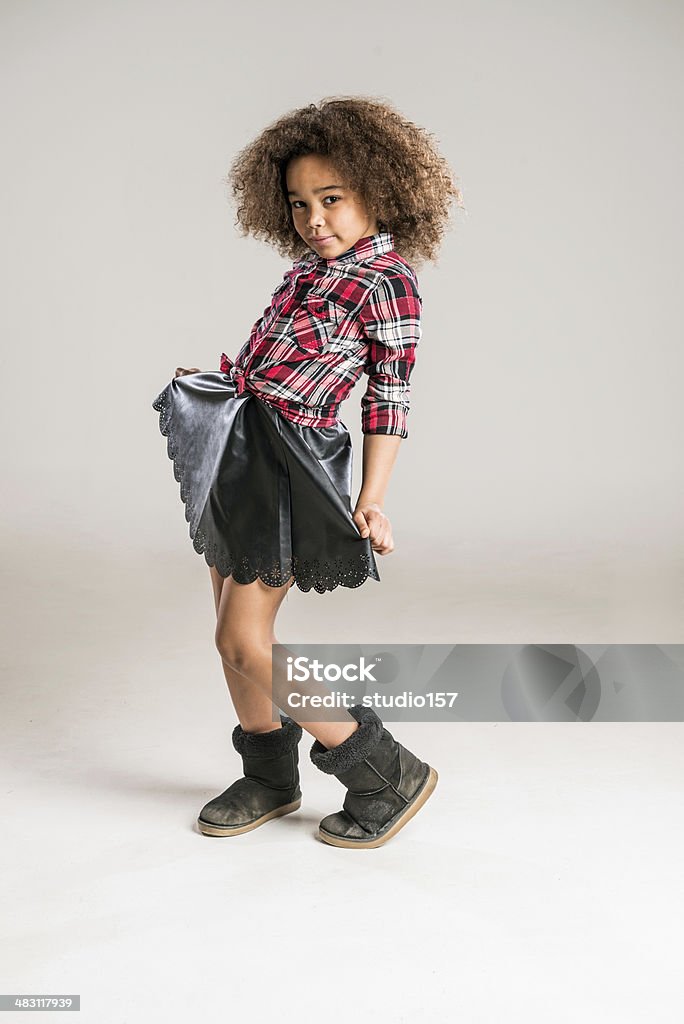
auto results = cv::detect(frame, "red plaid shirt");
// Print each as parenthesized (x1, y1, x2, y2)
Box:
(220, 229, 422, 438)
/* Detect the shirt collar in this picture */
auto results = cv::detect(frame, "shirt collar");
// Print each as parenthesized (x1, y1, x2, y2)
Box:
(295, 229, 395, 269)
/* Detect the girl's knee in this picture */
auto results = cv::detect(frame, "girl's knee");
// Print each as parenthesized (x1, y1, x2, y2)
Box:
(215, 632, 269, 674)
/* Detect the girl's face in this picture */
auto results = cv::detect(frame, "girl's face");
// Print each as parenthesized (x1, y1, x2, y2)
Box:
(285, 153, 379, 258)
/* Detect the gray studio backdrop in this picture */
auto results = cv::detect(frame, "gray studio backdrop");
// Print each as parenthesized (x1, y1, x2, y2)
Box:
(1, 0, 682, 639)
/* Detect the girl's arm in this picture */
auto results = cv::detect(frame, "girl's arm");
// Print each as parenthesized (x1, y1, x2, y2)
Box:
(353, 434, 403, 555)
(353, 270, 422, 555)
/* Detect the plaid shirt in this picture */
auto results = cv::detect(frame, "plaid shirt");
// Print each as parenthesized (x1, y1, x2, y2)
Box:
(219, 229, 422, 438)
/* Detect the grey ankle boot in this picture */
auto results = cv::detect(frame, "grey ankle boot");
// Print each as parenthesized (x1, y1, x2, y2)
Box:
(309, 704, 438, 849)
(197, 715, 302, 836)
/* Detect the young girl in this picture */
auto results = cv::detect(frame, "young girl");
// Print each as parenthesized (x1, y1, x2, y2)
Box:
(152, 96, 462, 849)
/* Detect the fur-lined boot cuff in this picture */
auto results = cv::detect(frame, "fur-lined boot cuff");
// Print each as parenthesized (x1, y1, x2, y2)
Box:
(232, 715, 302, 758)
(309, 704, 384, 775)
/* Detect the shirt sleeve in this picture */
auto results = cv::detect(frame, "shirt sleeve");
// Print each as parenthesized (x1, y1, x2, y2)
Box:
(358, 270, 422, 439)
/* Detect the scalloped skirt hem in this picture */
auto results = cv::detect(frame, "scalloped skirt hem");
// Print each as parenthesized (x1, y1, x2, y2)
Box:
(151, 372, 381, 595)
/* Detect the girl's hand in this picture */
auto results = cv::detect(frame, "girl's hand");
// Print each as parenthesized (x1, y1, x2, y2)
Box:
(174, 366, 203, 378)
(353, 502, 394, 555)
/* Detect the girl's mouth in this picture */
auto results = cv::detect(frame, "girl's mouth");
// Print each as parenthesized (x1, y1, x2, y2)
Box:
(310, 235, 335, 245)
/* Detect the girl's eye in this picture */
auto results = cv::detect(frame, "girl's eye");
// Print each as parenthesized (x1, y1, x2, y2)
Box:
(291, 195, 342, 209)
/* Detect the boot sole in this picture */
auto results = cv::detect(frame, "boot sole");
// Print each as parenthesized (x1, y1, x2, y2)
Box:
(318, 766, 439, 849)
(197, 798, 302, 837)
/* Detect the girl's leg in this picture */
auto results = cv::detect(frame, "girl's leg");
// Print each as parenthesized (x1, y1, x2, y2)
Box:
(208, 569, 436, 849)
(212, 569, 359, 750)
(209, 565, 281, 735)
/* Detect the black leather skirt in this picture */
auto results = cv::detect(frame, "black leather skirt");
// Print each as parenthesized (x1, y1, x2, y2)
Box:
(151, 372, 380, 594)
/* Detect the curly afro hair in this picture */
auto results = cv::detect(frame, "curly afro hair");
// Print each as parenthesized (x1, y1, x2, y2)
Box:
(223, 95, 464, 269)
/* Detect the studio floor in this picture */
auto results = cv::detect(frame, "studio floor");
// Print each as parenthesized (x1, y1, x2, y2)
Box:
(2, 535, 683, 1023)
